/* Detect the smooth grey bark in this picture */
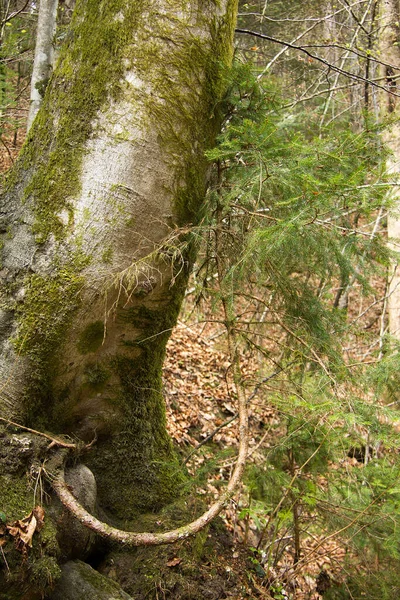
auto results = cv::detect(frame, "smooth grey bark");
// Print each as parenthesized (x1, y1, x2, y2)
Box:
(0, 0, 238, 521)
(27, 0, 59, 130)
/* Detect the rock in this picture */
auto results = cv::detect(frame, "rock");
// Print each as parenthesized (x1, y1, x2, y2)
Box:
(53, 464, 97, 560)
(65, 464, 97, 512)
(49, 560, 133, 600)
(0, 429, 44, 474)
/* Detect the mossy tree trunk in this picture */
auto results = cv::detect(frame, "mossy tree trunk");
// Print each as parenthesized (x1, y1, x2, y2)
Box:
(0, 0, 238, 519)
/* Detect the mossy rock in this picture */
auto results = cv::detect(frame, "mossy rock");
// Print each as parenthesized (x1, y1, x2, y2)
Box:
(49, 560, 133, 600)
(0, 429, 62, 599)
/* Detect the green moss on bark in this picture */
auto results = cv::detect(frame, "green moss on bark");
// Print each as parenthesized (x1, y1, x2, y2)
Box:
(132, 0, 239, 225)
(13, 260, 86, 425)
(84, 362, 110, 387)
(77, 321, 105, 354)
(86, 268, 190, 518)
(15, 268, 84, 356)
(12, 0, 146, 242)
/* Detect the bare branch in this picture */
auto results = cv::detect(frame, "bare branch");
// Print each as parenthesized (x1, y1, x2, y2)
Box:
(0, 416, 83, 450)
(235, 28, 400, 96)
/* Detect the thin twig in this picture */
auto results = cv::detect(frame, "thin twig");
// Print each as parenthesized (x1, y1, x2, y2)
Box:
(235, 28, 400, 96)
(0, 416, 85, 450)
(0, 545, 10, 574)
(183, 364, 288, 464)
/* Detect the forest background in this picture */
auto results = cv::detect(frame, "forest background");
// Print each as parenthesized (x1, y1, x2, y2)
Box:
(1, 1, 400, 599)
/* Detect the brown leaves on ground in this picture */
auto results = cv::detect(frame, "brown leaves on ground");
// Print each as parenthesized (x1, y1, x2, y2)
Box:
(164, 319, 277, 454)
(2, 506, 45, 556)
(162, 314, 355, 599)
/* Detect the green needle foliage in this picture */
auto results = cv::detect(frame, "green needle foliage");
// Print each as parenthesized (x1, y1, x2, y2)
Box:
(198, 62, 400, 599)
(205, 63, 390, 367)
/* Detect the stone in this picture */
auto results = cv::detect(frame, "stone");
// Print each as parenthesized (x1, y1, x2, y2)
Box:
(49, 560, 133, 600)
(52, 464, 97, 560)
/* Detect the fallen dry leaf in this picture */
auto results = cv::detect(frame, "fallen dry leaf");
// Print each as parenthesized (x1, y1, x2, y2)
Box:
(6, 506, 45, 554)
(166, 557, 182, 567)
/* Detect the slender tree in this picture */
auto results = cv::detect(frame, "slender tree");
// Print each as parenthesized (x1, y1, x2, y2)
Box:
(380, 0, 400, 338)
(27, 0, 58, 130)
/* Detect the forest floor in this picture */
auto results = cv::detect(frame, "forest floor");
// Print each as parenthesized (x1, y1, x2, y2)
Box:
(161, 308, 349, 600)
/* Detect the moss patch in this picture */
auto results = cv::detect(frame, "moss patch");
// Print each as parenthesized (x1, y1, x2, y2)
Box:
(29, 556, 61, 595)
(131, 0, 239, 225)
(77, 321, 105, 354)
(12, 259, 87, 425)
(0, 475, 33, 522)
(84, 362, 110, 387)
(0, 430, 61, 600)
(7, 0, 147, 243)
(14, 267, 84, 356)
(86, 266, 191, 517)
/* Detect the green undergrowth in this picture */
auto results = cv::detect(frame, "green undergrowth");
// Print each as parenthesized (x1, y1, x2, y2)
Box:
(191, 62, 400, 599)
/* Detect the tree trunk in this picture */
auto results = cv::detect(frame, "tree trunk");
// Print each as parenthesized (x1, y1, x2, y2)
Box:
(27, 0, 59, 130)
(0, 0, 238, 526)
(380, 0, 400, 338)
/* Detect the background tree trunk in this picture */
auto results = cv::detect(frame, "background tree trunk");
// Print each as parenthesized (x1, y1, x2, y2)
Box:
(380, 0, 400, 338)
(0, 0, 238, 519)
(27, 0, 59, 130)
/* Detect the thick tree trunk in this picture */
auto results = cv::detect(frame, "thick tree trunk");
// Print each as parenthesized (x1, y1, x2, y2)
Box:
(380, 0, 400, 338)
(0, 0, 237, 525)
